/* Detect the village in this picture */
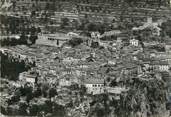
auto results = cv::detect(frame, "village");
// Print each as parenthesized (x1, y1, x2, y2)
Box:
(0, 0, 171, 117)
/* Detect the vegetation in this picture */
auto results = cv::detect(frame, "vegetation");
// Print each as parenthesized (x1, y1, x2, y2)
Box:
(0, 52, 34, 81)
(68, 37, 84, 47)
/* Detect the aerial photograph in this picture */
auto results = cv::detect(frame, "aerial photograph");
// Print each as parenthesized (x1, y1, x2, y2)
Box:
(0, 0, 171, 117)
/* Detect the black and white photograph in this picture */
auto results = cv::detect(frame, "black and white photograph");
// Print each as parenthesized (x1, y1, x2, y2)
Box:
(0, 0, 171, 117)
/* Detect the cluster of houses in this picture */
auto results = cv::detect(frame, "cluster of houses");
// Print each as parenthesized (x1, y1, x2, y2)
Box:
(1, 0, 171, 116)
(2, 17, 170, 96)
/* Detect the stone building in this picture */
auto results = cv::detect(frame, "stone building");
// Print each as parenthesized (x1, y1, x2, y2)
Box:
(36, 33, 70, 47)
(84, 78, 105, 95)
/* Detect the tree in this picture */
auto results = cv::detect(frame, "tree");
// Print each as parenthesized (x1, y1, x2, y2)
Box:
(79, 17, 89, 30)
(161, 20, 171, 38)
(9, 95, 20, 104)
(51, 0, 56, 11)
(19, 102, 28, 115)
(20, 33, 27, 44)
(125, 0, 137, 5)
(14, 88, 21, 98)
(71, 19, 80, 29)
(37, 27, 41, 33)
(33, 87, 42, 97)
(91, 41, 99, 48)
(98, 24, 106, 34)
(68, 37, 83, 47)
(45, 3, 50, 11)
(25, 85, 33, 103)
(80, 85, 87, 96)
(31, 11, 36, 17)
(110, 79, 117, 87)
(60, 18, 70, 29)
(48, 88, 57, 98)
(42, 83, 49, 97)
(29, 35, 38, 44)
(12, 1, 16, 12)
(29, 104, 39, 116)
(70, 83, 79, 90)
(53, 103, 65, 117)
(86, 23, 98, 31)
(30, 26, 37, 35)
(20, 86, 27, 96)
(44, 100, 53, 113)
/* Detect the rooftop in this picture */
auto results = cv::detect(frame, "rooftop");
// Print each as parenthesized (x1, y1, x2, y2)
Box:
(84, 78, 104, 84)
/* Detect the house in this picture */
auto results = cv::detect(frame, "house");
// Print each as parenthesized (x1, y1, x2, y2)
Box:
(45, 74, 58, 84)
(36, 33, 70, 47)
(113, 61, 140, 76)
(91, 32, 101, 39)
(159, 71, 171, 81)
(158, 61, 169, 71)
(153, 52, 171, 67)
(67, 32, 79, 37)
(84, 78, 105, 95)
(130, 38, 139, 46)
(149, 60, 169, 72)
(62, 57, 79, 64)
(165, 40, 171, 53)
(105, 87, 129, 100)
(19, 71, 37, 84)
(61, 68, 73, 76)
(59, 74, 78, 87)
(100, 30, 121, 41)
(59, 78, 72, 87)
(132, 17, 161, 36)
